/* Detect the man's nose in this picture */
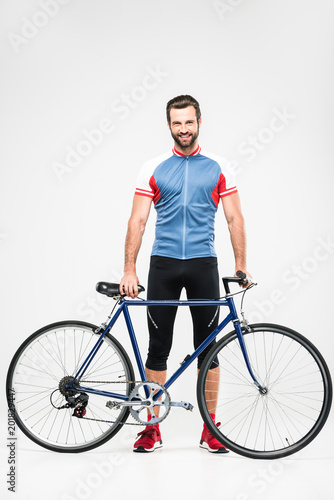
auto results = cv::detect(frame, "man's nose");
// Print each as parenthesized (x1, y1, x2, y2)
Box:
(180, 123, 188, 133)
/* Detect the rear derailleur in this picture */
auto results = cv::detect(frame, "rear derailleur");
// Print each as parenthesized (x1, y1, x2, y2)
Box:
(51, 376, 89, 418)
(69, 393, 89, 418)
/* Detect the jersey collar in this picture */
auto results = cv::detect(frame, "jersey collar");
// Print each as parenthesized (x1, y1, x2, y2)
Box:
(172, 145, 201, 157)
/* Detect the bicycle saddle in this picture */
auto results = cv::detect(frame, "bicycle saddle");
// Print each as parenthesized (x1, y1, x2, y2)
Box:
(96, 282, 145, 297)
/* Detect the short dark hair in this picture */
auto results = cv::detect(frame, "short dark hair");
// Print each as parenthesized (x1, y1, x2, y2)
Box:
(166, 95, 201, 124)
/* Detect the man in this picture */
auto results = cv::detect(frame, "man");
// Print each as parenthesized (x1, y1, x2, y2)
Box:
(120, 95, 250, 453)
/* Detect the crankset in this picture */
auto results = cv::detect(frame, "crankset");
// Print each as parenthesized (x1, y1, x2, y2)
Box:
(106, 381, 171, 425)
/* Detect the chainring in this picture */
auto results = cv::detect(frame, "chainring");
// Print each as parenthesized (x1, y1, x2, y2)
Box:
(129, 381, 171, 425)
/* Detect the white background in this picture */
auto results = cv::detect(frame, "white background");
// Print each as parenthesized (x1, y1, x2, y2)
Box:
(1, 1, 334, 499)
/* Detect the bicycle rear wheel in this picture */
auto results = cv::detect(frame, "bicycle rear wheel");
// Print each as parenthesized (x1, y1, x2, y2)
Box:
(6, 321, 134, 453)
(197, 323, 332, 459)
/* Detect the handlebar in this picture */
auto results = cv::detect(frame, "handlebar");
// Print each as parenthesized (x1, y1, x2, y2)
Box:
(222, 271, 249, 294)
(97, 272, 250, 299)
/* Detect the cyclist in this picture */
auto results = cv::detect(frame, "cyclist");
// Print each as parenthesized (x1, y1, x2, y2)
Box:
(120, 95, 251, 453)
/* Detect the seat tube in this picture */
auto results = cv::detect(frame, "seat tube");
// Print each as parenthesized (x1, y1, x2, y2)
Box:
(122, 304, 147, 382)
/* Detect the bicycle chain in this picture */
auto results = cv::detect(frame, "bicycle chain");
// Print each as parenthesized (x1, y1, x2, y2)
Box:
(78, 380, 158, 426)
(82, 380, 137, 384)
(81, 416, 143, 426)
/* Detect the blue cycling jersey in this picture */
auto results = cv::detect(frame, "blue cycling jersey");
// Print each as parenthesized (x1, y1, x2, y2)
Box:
(135, 146, 237, 260)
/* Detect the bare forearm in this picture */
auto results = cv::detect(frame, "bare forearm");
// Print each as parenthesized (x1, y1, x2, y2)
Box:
(120, 195, 151, 297)
(123, 218, 144, 273)
(228, 215, 247, 271)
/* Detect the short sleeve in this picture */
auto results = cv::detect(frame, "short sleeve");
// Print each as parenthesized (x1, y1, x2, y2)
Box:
(218, 169, 238, 198)
(134, 151, 171, 200)
(134, 161, 155, 199)
(214, 155, 238, 198)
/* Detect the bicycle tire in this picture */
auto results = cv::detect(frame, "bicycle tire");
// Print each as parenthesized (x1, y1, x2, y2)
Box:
(6, 321, 135, 453)
(197, 323, 332, 459)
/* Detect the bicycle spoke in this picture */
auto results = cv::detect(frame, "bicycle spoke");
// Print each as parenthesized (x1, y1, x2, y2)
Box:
(8, 323, 133, 451)
(199, 324, 331, 458)
(218, 347, 258, 388)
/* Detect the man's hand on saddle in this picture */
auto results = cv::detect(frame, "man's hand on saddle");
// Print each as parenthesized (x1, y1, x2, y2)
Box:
(119, 271, 141, 299)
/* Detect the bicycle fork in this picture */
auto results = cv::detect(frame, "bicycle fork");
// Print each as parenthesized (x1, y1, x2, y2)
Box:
(228, 297, 267, 394)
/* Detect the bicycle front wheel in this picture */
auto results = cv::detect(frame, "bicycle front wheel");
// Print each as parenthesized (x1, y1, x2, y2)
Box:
(197, 323, 332, 459)
(6, 321, 134, 453)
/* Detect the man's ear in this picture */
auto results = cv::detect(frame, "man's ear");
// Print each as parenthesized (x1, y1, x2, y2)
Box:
(198, 118, 202, 129)
(167, 121, 171, 130)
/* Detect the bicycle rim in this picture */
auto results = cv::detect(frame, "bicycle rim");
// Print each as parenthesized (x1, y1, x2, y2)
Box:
(6, 321, 134, 452)
(197, 323, 332, 459)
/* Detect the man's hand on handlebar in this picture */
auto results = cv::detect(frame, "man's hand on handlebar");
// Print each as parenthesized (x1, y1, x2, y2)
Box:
(235, 270, 253, 288)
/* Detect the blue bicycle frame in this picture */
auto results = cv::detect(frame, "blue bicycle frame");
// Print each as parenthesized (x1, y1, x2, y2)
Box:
(71, 296, 265, 400)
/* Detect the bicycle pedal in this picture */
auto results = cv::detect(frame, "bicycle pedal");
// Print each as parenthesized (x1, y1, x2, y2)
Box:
(106, 400, 121, 410)
(171, 401, 194, 411)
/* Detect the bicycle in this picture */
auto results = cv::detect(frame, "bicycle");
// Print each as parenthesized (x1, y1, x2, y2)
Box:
(6, 272, 332, 459)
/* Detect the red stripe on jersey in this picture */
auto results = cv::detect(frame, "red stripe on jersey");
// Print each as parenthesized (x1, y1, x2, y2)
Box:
(172, 145, 201, 157)
(211, 173, 226, 207)
(135, 191, 154, 199)
(149, 175, 161, 205)
(220, 187, 238, 198)
(135, 188, 154, 197)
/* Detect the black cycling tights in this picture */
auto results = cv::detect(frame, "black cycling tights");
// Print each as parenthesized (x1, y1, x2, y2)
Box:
(145, 256, 220, 371)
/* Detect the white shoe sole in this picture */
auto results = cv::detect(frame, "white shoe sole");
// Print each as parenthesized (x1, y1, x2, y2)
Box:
(133, 440, 163, 453)
(199, 440, 229, 453)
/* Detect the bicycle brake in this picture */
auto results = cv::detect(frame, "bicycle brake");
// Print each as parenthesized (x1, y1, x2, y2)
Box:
(240, 314, 252, 332)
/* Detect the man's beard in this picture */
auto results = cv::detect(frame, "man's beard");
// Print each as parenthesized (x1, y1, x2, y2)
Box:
(171, 128, 199, 150)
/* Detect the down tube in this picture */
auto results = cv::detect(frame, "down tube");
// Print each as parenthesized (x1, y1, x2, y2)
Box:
(163, 312, 234, 391)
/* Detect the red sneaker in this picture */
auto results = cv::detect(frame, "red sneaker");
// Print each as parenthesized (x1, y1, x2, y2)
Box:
(133, 425, 163, 453)
(200, 420, 229, 454)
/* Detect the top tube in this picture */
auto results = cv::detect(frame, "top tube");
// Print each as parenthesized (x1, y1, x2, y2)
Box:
(121, 298, 230, 307)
